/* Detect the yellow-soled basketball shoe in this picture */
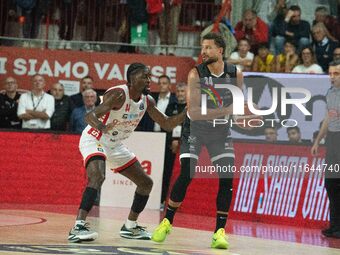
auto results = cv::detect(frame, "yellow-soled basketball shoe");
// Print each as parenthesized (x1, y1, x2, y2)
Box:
(151, 218, 172, 242)
(211, 228, 229, 249)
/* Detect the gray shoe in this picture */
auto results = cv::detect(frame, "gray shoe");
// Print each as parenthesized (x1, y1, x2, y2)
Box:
(120, 224, 151, 240)
(68, 223, 98, 243)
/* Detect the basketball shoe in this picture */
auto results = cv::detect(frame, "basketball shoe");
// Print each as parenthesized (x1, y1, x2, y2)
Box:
(68, 222, 98, 243)
(120, 224, 151, 240)
(151, 218, 172, 242)
(211, 228, 229, 249)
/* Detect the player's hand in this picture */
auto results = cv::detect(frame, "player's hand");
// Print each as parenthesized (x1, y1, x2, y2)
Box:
(311, 143, 319, 156)
(171, 140, 179, 154)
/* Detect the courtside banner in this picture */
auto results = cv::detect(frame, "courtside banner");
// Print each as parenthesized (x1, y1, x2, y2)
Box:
(100, 132, 166, 210)
(231, 72, 331, 142)
(188, 141, 329, 228)
(0, 46, 195, 92)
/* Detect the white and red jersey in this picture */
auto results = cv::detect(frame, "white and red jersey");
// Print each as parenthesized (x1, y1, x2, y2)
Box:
(82, 84, 148, 146)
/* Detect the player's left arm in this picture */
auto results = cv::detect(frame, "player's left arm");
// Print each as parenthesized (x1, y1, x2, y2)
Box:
(146, 95, 186, 132)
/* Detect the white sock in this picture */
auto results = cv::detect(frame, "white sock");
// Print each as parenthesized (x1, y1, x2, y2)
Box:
(75, 220, 85, 226)
(125, 219, 137, 229)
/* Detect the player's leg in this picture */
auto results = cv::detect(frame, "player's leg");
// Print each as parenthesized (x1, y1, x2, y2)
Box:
(118, 160, 153, 240)
(152, 134, 201, 242)
(68, 155, 106, 242)
(68, 137, 107, 243)
(108, 143, 153, 240)
(206, 137, 235, 249)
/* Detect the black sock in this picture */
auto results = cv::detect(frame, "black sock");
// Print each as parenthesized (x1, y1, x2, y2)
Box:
(165, 205, 178, 224)
(215, 213, 227, 233)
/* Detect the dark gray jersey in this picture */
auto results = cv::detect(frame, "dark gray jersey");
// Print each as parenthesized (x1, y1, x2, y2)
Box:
(183, 62, 238, 137)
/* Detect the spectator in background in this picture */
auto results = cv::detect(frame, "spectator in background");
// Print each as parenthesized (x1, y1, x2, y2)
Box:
(292, 46, 324, 74)
(312, 23, 338, 72)
(137, 75, 177, 131)
(235, 9, 269, 54)
(17, 74, 55, 129)
(272, 5, 310, 54)
(0, 0, 16, 45)
(313, 6, 339, 42)
(58, 0, 78, 50)
(252, 44, 275, 72)
(70, 76, 100, 109)
(334, 47, 340, 61)
(50, 83, 72, 131)
(80, 0, 107, 52)
(227, 39, 254, 71)
(274, 40, 298, 72)
(264, 126, 278, 143)
(70, 89, 96, 133)
(158, 0, 182, 55)
(287, 126, 302, 144)
(0, 77, 21, 129)
(18, 0, 49, 48)
(161, 82, 187, 208)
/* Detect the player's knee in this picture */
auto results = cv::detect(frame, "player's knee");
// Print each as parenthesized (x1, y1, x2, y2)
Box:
(140, 175, 153, 193)
(88, 172, 105, 189)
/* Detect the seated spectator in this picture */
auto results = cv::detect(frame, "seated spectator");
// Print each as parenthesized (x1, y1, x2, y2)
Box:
(264, 126, 278, 143)
(334, 47, 340, 61)
(252, 44, 275, 72)
(312, 23, 338, 72)
(292, 46, 324, 74)
(274, 40, 298, 72)
(70, 76, 100, 109)
(272, 5, 310, 54)
(0, 77, 21, 129)
(227, 39, 254, 71)
(70, 89, 96, 133)
(50, 83, 72, 131)
(234, 9, 269, 54)
(17, 74, 55, 129)
(287, 126, 302, 144)
(313, 6, 339, 42)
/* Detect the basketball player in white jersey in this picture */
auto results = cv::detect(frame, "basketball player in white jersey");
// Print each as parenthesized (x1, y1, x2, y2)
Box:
(68, 63, 186, 242)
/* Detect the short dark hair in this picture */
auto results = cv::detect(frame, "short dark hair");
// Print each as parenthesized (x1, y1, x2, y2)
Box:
(287, 126, 300, 133)
(289, 5, 301, 12)
(126, 62, 147, 83)
(329, 59, 340, 67)
(258, 43, 269, 50)
(158, 75, 171, 84)
(284, 39, 296, 48)
(202, 32, 226, 55)
(81, 75, 94, 82)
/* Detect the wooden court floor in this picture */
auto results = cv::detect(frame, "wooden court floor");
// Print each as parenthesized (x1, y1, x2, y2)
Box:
(1, 205, 340, 255)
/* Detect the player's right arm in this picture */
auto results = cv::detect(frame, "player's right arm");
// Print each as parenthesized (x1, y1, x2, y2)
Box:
(85, 88, 125, 134)
(187, 68, 233, 121)
(311, 114, 329, 156)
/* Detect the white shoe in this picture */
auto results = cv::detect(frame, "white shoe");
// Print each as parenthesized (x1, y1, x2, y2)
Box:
(22, 41, 30, 48)
(65, 41, 72, 50)
(93, 44, 102, 52)
(58, 40, 66, 49)
(68, 223, 98, 243)
(81, 43, 92, 52)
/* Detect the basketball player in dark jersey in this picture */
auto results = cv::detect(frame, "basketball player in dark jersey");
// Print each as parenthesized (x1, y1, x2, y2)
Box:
(152, 32, 243, 249)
